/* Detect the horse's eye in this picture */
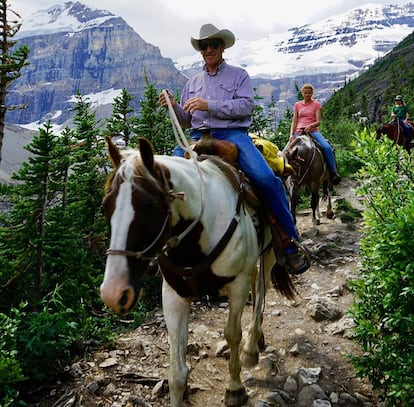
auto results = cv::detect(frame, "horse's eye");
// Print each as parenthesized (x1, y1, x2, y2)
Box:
(142, 202, 155, 217)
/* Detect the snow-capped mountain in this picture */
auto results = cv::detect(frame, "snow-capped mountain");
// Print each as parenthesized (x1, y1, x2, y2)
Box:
(15, 2, 115, 39)
(176, 3, 414, 81)
(8, 2, 186, 126)
(7, 2, 414, 127)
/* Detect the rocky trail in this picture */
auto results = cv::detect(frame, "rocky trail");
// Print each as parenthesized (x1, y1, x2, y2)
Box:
(36, 177, 384, 407)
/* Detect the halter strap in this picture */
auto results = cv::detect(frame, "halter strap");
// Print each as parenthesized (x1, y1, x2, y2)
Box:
(106, 213, 171, 260)
(106, 164, 173, 260)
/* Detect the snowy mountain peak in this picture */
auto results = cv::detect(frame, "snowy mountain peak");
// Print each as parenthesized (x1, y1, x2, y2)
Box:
(176, 3, 414, 80)
(17, 1, 116, 39)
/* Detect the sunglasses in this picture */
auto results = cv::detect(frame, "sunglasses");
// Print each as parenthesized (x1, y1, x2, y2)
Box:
(199, 38, 223, 51)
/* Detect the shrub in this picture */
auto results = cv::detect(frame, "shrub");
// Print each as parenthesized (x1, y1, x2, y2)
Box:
(349, 129, 414, 406)
(0, 306, 25, 406)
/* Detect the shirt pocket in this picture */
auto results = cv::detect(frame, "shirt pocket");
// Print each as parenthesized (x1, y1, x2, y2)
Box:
(188, 84, 203, 98)
(218, 83, 236, 100)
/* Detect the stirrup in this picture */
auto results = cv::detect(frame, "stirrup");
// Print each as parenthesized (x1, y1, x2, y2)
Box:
(291, 238, 312, 264)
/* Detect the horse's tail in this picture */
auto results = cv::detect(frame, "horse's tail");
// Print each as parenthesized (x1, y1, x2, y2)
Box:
(270, 263, 296, 300)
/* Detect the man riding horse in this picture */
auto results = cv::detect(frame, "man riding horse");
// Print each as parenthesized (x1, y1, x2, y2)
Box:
(159, 23, 309, 275)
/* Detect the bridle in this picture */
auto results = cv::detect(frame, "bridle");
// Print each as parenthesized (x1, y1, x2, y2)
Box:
(106, 214, 171, 261)
(105, 164, 184, 261)
(105, 154, 246, 285)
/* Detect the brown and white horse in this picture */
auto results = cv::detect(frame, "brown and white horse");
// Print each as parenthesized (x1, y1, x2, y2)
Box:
(100, 137, 295, 407)
(283, 134, 334, 231)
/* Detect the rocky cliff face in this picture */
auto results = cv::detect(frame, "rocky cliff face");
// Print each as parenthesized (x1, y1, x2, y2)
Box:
(8, 2, 187, 125)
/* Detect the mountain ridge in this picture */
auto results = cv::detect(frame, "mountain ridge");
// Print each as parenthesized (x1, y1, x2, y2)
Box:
(7, 1, 414, 127)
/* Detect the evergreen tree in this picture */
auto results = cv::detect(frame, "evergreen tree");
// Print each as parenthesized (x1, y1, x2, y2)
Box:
(0, 0, 29, 164)
(105, 88, 139, 146)
(135, 77, 176, 154)
(274, 108, 293, 148)
(66, 92, 107, 236)
(250, 89, 273, 137)
(0, 122, 58, 308)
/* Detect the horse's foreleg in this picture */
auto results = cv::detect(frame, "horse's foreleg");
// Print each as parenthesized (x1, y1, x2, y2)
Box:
(162, 280, 191, 407)
(224, 281, 250, 407)
(311, 192, 320, 227)
(242, 253, 271, 368)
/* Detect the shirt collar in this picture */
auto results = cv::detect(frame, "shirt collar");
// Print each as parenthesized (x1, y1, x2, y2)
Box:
(203, 59, 226, 75)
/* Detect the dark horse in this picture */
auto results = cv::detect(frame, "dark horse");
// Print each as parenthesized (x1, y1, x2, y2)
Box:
(376, 118, 413, 153)
(100, 137, 295, 407)
(283, 134, 334, 232)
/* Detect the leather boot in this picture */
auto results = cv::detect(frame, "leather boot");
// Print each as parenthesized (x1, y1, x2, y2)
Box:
(331, 172, 341, 185)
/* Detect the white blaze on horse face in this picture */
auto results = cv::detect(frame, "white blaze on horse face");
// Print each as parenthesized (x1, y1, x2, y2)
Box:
(100, 181, 135, 312)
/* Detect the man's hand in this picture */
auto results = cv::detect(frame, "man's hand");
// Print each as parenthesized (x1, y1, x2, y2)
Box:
(183, 97, 208, 114)
(159, 89, 176, 109)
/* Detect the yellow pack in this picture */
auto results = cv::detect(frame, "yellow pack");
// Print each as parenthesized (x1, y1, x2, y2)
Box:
(250, 134, 295, 177)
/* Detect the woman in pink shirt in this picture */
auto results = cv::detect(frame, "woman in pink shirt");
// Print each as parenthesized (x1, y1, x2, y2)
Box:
(290, 84, 341, 185)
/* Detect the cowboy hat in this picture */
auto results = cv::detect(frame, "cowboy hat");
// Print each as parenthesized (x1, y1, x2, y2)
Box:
(395, 95, 403, 101)
(191, 23, 235, 51)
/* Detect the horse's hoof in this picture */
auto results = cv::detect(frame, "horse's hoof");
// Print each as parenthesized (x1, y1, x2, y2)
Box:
(241, 350, 259, 368)
(326, 211, 334, 219)
(225, 388, 249, 407)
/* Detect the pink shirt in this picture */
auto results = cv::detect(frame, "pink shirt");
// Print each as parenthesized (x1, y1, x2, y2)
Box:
(293, 100, 321, 134)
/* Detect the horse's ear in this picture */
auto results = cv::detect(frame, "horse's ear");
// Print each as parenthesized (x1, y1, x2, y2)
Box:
(138, 137, 155, 170)
(106, 136, 122, 168)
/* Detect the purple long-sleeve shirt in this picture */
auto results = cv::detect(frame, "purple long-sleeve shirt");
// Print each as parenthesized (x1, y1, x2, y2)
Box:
(174, 60, 254, 130)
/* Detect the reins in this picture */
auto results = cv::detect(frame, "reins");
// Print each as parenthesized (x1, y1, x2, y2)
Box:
(161, 89, 205, 246)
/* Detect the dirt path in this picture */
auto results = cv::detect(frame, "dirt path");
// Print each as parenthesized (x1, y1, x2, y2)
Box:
(40, 177, 381, 407)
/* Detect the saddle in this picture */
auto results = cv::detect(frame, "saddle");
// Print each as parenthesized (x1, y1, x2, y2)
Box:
(185, 129, 292, 267)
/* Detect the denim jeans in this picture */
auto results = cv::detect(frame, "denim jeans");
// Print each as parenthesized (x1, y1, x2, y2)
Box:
(173, 128, 300, 246)
(309, 131, 338, 174)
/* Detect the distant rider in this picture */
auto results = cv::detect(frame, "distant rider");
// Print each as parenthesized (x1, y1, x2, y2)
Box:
(391, 95, 413, 147)
(289, 83, 341, 185)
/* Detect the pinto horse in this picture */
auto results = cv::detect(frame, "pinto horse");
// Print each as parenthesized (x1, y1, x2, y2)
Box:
(376, 118, 412, 153)
(283, 134, 334, 231)
(100, 137, 295, 407)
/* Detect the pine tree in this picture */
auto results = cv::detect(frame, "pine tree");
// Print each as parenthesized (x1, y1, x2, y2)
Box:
(250, 89, 274, 137)
(0, 0, 29, 164)
(0, 122, 58, 307)
(105, 88, 139, 146)
(66, 92, 108, 237)
(135, 77, 176, 154)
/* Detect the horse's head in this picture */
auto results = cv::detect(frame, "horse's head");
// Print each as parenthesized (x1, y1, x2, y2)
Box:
(100, 137, 172, 314)
(284, 135, 311, 164)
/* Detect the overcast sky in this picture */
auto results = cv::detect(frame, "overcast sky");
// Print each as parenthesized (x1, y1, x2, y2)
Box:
(9, 0, 411, 59)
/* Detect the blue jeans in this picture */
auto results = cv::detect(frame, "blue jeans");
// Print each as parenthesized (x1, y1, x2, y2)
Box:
(399, 120, 413, 142)
(309, 132, 338, 174)
(173, 129, 300, 247)
(287, 132, 338, 174)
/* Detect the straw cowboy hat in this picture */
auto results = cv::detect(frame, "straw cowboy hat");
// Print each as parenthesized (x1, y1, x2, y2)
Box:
(191, 23, 235, 51)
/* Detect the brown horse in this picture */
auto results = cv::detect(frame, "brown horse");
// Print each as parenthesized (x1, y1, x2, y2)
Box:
(376, 118, 413, 153)
(283, 134, 334, 232)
